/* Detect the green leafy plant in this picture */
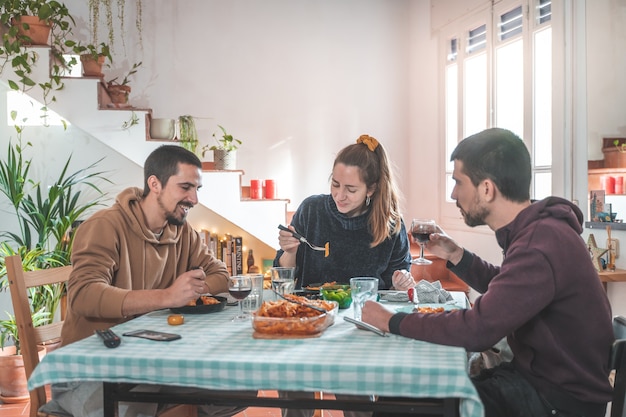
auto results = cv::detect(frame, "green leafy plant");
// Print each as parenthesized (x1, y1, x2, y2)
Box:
(204, 125, 242, 155)
(122, 111, 139, 130)
(107, 61, 141, 87)
(0, 0, 77, 117)
(0, 117, 111, 353)
(67, 40, 112, 63)
(0, 309, 50, 355)
(613, 139, 626, 154)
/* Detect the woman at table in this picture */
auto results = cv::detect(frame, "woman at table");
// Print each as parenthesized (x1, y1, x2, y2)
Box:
(275, 134, 413, 291)
(275, 135, 414, 417)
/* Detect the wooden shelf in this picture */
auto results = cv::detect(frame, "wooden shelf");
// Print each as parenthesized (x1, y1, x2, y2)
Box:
(598, 268, 626, 283)
(586, 222, 626, 231)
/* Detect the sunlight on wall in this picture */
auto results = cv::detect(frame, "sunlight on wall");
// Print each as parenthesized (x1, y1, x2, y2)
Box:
(6, 91, 69, 127)
(5, 54, 81, 127)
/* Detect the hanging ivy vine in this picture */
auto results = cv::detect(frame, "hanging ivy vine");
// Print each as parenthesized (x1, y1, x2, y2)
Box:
(88, 0, 143, 53)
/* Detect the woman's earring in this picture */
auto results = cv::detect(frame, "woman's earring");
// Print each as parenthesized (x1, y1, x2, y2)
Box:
(366, 195, 371, 206)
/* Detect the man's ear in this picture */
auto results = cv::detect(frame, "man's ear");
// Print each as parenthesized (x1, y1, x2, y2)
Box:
(146, 175, 162, 193)
(481, 178, 497, 202)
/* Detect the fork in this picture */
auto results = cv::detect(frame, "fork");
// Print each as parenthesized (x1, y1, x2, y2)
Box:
(278, 225, 327, 252)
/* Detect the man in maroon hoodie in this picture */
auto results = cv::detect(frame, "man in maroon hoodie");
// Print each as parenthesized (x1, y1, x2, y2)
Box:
(363, 128, 613, 417)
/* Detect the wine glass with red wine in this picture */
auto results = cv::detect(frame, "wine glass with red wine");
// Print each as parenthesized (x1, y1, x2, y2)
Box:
(410, 218, 437, 265)
(228, 275, 253, 321)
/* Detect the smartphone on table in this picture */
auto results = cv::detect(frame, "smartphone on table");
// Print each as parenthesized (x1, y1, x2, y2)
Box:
(122, 329, 181, 341)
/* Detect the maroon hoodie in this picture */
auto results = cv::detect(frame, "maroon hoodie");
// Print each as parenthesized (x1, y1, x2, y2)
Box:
(390, 197, 613, 404)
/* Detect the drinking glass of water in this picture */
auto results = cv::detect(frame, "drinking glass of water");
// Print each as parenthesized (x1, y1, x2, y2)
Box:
(270, 267, 296, 299)
(350, 277, 379, 321)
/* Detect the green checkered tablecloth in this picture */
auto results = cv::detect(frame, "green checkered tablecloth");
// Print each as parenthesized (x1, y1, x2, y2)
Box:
(29, 296, 483, 417)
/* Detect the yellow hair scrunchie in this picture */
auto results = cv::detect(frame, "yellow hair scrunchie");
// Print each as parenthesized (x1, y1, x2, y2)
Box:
(356, 134, 379, 152)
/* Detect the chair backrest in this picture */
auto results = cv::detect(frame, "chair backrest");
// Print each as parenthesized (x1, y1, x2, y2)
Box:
(5, 255, 72, 417)
(611, 315, 626, 417)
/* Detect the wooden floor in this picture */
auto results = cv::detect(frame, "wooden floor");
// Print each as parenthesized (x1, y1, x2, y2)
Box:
(0, 389, 344, 417)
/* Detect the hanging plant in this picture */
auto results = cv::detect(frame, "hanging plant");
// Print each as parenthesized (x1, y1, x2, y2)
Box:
(88, 0, 143, 53)
(178, 115, 198, 155)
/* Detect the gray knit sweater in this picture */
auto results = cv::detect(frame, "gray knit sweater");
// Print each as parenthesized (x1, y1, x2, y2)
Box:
(274, 194, 411, 289)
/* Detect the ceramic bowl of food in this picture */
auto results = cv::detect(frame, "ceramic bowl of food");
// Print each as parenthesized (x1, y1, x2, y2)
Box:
(320, 284, 352, 309)
(252, 299, 338, 337)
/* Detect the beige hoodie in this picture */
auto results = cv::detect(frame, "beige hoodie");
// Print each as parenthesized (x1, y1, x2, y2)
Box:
(61, 187, 229, 345)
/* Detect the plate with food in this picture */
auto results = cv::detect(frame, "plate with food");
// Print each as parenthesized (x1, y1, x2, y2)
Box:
(303, 281, 338, 291)
(395, 303, 463, 314)
(252, 296, 338, 338)
(291, 290, 322, 300)
(170, 295, 227, 314)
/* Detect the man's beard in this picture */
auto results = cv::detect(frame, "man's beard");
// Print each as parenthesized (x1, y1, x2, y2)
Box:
(158, 195, 190, 226)
(458, 198, 488, 228)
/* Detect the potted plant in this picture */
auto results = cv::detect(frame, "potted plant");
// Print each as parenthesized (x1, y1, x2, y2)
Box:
(106, 61, 141, 105)
(178, 115, 199, 155)
(0, 0, 77, 116)
(68, 41, 112, 77)
(0, 0, 75, 46)
(0, 309, 49, 402)
(203, 125, 242, 170)
(0, 121, 109, 363)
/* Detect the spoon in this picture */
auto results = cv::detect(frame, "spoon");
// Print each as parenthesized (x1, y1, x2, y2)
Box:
(278, 225, 329, 255)
(272, 289, 328, 314)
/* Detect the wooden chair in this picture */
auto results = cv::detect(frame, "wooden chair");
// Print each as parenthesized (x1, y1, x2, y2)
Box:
(611, 315, 626, 417)
(5, 255, 72, 417)
(6, 255, 199, 417)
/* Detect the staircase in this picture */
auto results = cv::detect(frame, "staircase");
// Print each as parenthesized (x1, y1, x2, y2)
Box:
(0, 46, 287, 256)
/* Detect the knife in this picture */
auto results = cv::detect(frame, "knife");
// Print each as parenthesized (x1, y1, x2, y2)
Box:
(343, 316, 390, 337)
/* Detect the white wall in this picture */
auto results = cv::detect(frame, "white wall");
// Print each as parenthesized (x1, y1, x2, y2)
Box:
(63, 0, 414, 215)
(584, 0, 626, 316)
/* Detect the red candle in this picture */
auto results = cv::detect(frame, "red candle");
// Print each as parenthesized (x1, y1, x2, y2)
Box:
(250, 179, 262, 199)
(616, 177, 624, 195)
(602, 175, 616, 194)
(264, 179, 276, 199)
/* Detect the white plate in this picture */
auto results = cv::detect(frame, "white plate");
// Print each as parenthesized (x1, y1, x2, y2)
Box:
(378, 290, 409, 302)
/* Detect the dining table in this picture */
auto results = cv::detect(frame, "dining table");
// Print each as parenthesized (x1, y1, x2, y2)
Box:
(28, 291, 484, 417)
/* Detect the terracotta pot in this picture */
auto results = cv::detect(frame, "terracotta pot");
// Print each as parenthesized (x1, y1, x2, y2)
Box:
(0, 345, 46, 403)
(11, 16, 51, 46)
(80, 54, 105, 77)
(602, 147, 626, 169)
(107, 84, 131, 104)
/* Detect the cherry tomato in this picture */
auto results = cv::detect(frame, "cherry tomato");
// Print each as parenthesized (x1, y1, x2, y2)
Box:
(167, 314, 184, 325)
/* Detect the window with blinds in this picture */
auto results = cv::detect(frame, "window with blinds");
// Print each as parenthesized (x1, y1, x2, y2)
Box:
(442, 0, 553, 215)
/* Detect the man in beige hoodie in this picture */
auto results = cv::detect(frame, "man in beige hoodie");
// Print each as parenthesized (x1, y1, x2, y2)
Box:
(42, 145, 244, 417)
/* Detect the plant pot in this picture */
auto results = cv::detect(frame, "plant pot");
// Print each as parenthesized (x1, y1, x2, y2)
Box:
(107, 84, 131, 105)
(602, 138, 626, 169)
(11, 16, 51, 46)
(213, 149, 236, 170)
(0, 345, 46, 403)
(150, 118, 176, 140)
(80, 54, 105, 77)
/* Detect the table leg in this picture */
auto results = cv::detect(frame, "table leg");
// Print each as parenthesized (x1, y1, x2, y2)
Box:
(103, 382, 117, 417)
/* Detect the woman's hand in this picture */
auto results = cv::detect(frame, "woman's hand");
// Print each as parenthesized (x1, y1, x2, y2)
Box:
(278, 225, 301, 254)
(392, 269, 415, 291)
